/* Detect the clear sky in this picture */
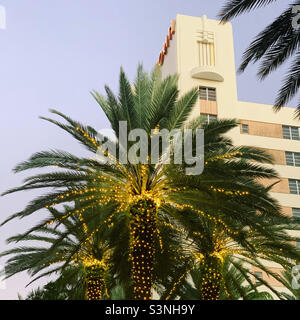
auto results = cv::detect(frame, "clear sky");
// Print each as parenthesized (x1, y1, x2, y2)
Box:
(0, 0, 294, 299)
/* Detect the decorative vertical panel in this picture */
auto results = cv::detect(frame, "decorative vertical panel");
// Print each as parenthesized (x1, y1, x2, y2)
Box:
(196, 31, 215, 67)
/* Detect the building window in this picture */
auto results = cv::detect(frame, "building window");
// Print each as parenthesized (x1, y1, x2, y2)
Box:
(201, 113, 217, 124)
(242, 124, 249, 134)
(254, 271, 263, 283)
(292, 208, 300, 218)
(285, 151, 300, 167)
(283, 126, 300, 140)
(199, 87, 216, 101)
(289, 179, 300, 195)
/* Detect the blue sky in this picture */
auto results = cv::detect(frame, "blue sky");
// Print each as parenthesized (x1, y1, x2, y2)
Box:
(0, 0, 294, 299)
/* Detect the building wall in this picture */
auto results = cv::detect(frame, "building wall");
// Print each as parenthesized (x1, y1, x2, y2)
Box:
(159, 14, 300, 215)
(158, 13, 300, 296)
(161, 29, 178, 80)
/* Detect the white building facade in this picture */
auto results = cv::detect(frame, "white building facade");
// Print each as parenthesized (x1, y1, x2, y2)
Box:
(158, 14, 300, 294)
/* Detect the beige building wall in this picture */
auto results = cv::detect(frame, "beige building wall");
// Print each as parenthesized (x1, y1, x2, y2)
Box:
(158, 13, 300, 216)
(160, 25, 178, 80)
(157, 13, 300, 297)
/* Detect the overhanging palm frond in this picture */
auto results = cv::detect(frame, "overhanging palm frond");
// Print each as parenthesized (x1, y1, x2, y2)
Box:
(274, 51, 300, 112)
(219, 1, 300, 116)
(219, 0, 279, 21)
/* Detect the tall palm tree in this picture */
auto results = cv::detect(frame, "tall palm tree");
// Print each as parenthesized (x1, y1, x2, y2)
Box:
(219, 0, 300, 117)
(178, 259, 274, 300)
(159, 213, 300, 300)
(2, 66, 290, 300)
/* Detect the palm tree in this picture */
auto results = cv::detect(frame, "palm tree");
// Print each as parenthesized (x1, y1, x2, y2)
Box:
(0, 206, 112, 300)
(219, 0, 300, 117)
(179, 259, 274, 300)
(2, 66, 291, 300)
(159, 214, 300, 300)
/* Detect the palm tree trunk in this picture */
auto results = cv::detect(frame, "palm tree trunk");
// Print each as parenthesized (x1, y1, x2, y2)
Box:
(85, 265, 105, 300)
(199, 255, 223, 300)
(129, 198, 157, 300)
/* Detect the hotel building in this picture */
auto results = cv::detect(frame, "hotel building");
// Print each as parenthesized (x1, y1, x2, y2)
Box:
(157, 14, 300, 295)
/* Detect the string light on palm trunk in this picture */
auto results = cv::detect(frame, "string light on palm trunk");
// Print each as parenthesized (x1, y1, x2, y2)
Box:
(199, 256, 223, 300)
(191, 228, 245, 300)
(82, 254, 110, 301)
(85, 264, 106, 300)
(129, 198, 157, 300)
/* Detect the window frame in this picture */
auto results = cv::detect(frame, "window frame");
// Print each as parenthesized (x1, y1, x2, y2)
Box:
(285, 151, 300, 167)
(283, 125, 300, 140)
(199, 87, 217, 101)
(292, 208, 300, 218)
(241, 124, 249, 134)
(289, 179, 300, 195)
(200, 113, 217, 124)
